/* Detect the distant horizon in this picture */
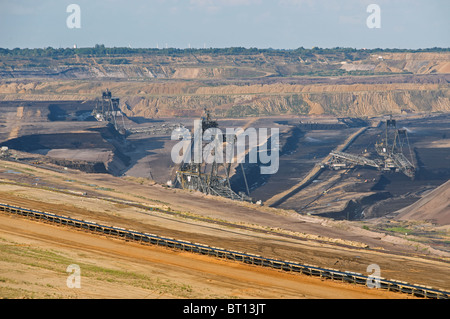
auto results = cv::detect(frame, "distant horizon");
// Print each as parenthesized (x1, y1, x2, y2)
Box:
(2, 45, 449, 51)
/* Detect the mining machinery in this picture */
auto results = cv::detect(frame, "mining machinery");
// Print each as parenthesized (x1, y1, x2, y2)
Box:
(92, 89, 127, 135)
(374, 115, 415, 177)
(175, 109, 251, 201)
(93, 89, 185, 136)
(325, 115, 415, 178)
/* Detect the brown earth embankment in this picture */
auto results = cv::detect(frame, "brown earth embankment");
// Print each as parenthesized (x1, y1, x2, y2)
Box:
(0, 80, 449, 118)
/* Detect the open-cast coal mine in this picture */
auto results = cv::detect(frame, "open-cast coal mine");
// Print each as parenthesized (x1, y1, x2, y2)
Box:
(268, 114, 450, 220)
(1, 98, 449, 221)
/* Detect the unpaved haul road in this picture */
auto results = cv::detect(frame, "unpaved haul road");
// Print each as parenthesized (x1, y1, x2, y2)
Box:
(0, 213, 413, 299)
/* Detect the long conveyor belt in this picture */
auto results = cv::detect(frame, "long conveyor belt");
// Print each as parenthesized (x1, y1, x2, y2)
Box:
(1, 202, 448, 299)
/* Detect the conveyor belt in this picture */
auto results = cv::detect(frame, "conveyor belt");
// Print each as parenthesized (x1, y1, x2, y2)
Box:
(1, 202, 448, 299)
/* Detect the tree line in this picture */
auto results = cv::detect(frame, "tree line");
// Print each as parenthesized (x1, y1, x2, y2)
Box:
(0, 45, 448, 58)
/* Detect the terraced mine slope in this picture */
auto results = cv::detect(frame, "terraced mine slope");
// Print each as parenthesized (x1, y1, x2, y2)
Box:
(1, 49, 449, 118)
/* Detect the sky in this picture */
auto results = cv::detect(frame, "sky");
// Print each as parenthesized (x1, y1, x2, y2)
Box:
(0, 0, 449, 49)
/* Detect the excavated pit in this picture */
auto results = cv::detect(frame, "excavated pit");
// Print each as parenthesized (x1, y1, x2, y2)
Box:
(1, 100, 449, 221)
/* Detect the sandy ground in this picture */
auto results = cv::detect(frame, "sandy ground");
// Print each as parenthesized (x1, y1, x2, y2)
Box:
(0, 214, 415, 299)
(396, 179, 450, 226)
(0, 159, 449, 299)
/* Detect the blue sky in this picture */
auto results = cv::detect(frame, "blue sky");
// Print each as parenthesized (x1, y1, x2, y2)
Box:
(0, 0, 449, 49)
